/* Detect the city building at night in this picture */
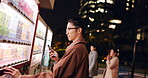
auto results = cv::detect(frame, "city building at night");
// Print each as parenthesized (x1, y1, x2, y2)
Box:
(78, 0, 148, 77)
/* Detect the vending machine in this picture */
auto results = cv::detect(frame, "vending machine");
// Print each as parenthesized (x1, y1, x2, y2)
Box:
(0, 0, 38, 75)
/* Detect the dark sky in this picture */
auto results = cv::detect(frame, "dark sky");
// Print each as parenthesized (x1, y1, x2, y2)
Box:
(39, 0, 80, 35)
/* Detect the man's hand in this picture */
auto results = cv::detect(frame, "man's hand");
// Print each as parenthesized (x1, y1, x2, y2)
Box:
(49, 50, 59, 62)
(3, 67, 21, 78)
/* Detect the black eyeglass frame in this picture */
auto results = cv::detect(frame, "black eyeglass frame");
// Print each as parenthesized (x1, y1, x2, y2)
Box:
(67, 27, 81, 29)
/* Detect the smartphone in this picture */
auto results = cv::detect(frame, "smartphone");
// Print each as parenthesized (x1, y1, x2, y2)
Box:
(47, 45, 52, 50)
(47, 45, 56, 57)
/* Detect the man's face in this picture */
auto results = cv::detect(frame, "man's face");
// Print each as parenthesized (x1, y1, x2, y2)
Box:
(90, 46, 96, 51)
(66, 22, 79, 41)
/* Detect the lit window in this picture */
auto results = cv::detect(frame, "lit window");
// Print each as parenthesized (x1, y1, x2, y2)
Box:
(96, 8, 104, 13)
(107, 0, 114, 4)
(96, 8, 100, 12)
(89, 17, 95, 22)
(137, 33, 141, 40)
(97, 0, 105, 3)
(82, 15, 86, 18)
(84, 11, 87, 14)
(89, 1, 95, 4)
(126, 3, 129, 6)
(102, 29, 105, 32)
(97, 29, 100, 32)
(101, 23, 104, 26)
(105, 10, 108, 13)
(109, 19, 122, 24)
(126, 7, 129, 11)
(127, 0, 130, 2)
(89, 9, 95, 13)
(99, 8, 104, 13)
(132, 4, 134, 8)
(96, 0, 114, 4)
(89, 33, 92, 36)
(90, 5, 95, 8)
(109, 25, 116, 29)
(132, 0, 135, 3)
(84, 2, 88, 7)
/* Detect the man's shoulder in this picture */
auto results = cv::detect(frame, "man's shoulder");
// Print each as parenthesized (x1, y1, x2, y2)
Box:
(74, 42, 86, 46)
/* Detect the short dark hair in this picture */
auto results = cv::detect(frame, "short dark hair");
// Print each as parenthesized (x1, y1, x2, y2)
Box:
(90, 43, 97, 48)
(68, 17, 87, 37)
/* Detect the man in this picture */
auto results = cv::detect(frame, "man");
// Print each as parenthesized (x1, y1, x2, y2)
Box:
(89, 44, 98, 78)
(4, 17, 89, 78)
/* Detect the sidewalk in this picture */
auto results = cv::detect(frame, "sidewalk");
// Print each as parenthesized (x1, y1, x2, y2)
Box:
(93, 68, 104, 78)
(45, 63, 147, 78)
(93, 67, 148, 78)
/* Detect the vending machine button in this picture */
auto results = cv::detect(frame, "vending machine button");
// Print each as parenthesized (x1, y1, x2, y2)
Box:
(3, 39, 6, 42)
(7, 64, 11, 66)
(8, 40, 11, 43)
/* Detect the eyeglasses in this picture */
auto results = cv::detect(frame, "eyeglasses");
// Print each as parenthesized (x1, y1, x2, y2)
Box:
(66, 27, 80, 31)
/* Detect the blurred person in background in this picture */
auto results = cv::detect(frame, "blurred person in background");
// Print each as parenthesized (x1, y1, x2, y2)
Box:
(89, 44, 98, 78)
(102, 48, 119, 78)
(3, 17, 89, 78)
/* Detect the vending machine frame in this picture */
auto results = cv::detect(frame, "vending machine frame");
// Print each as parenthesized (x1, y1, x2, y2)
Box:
(40, 26, 53, 72)
(29, 15, 50, 75)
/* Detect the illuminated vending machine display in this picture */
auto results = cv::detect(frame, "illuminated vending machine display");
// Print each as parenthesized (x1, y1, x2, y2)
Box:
(0, 0, 38, 75)
(29, 15, 48, 75)
(41, 26, 53, 72)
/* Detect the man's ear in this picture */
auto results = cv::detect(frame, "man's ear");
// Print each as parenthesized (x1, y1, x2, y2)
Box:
(77, 28, 82, 34)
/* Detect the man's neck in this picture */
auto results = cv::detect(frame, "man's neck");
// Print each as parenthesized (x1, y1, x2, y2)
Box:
(73, 35, 83, 43)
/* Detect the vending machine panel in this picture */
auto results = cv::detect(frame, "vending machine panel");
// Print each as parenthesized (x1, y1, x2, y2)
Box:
(0, 0, 38, 75)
